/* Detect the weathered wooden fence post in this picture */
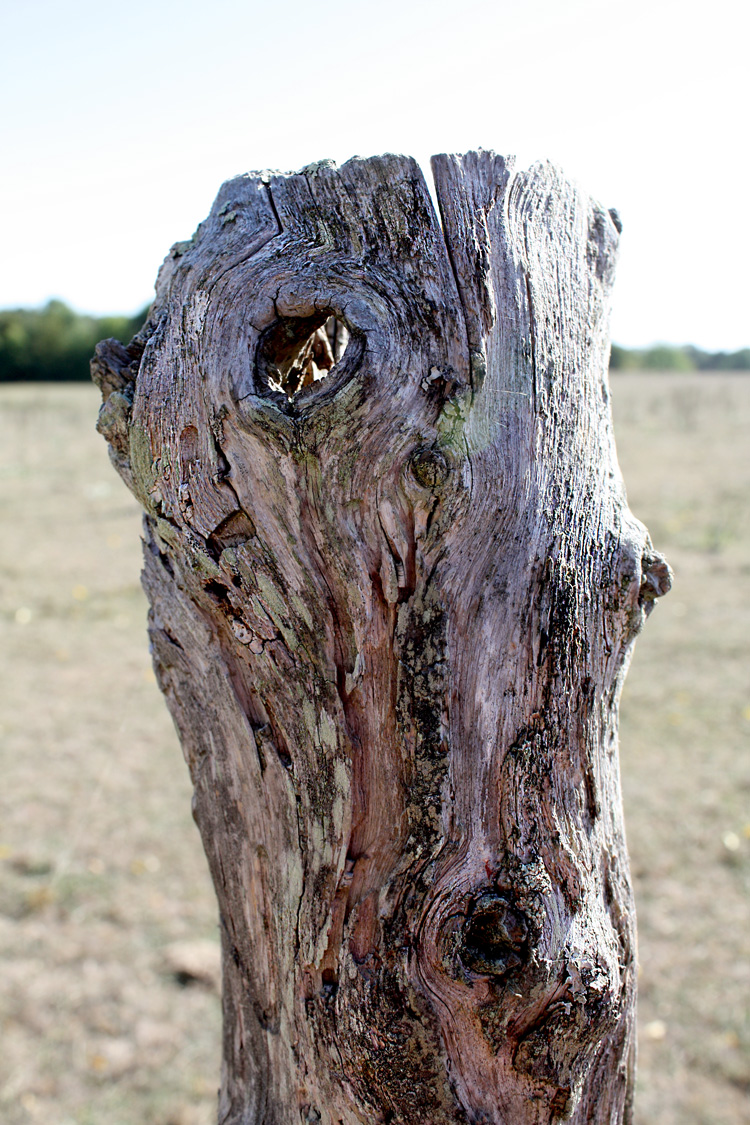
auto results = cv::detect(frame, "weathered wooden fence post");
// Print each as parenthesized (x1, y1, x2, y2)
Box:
(93, 151, 670, 1124)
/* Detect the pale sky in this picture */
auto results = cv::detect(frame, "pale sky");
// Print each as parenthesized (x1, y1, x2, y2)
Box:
(2, 0, 747, 349)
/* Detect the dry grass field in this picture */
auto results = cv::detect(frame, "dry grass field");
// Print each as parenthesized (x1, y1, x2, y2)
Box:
(1, 375, 748, 1124)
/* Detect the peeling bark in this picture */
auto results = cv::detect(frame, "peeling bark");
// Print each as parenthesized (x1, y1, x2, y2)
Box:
(93, 151, 670, 1125)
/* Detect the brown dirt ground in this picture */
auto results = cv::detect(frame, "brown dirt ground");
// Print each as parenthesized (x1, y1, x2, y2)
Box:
(0, 376, 748, 1123)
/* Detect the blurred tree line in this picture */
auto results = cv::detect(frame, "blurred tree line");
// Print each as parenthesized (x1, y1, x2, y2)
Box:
(0, 300, 148, 383)
(609, 342, 750, 371)
(1, 301, 749, 382)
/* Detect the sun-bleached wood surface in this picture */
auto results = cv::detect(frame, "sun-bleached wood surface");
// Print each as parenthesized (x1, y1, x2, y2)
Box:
(93, 150, 670, 1125)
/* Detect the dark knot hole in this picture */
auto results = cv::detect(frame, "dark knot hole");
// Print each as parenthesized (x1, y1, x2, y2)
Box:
(256, 313, 350, 400)
(459, 894, 528, 977)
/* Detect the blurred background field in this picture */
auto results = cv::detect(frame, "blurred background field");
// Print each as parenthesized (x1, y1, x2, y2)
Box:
(0, 374, 748, 1124)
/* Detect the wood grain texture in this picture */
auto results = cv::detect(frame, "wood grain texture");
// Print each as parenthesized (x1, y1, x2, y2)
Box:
(93, 151, 670, 1125)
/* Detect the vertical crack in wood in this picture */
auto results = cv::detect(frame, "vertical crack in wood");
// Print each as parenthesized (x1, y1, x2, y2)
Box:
(524, 273, 538, 418)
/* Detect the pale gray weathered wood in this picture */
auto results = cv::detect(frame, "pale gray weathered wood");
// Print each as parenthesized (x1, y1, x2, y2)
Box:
(93, 151, 670, 1125)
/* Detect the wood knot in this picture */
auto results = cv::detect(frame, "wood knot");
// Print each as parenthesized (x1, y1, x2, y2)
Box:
(459, 894, 528, 976)
(410, 448, 449, 489)
(255, 313, 350, 401)
(639, 552, 672, 604)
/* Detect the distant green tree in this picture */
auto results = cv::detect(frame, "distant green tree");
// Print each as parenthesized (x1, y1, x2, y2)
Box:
(640, 344, 695, 371)
(609, 344, 750, 372)
(609, 344, 638, 370)
(0, 300, 148, 382)
(686, 346, 750, 371)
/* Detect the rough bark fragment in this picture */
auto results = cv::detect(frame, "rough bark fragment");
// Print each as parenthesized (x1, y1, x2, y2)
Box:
(94, 151, 670, 1125)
